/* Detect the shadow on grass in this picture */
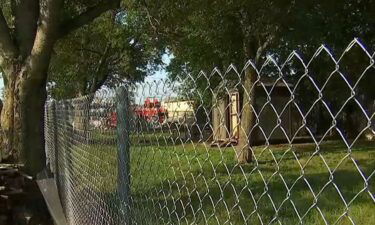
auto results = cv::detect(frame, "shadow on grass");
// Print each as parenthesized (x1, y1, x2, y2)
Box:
(210, 145, 375, 175)
(62, 138, 374, 224)
(127, 153, 374, 224)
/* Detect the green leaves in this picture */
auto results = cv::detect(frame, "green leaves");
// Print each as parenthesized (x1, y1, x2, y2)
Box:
(49, 9, 163, 99)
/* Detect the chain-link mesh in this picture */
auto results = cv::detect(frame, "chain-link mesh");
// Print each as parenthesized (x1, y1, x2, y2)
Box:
(45, 39, 374, 225)
(45, 90, 123, 225)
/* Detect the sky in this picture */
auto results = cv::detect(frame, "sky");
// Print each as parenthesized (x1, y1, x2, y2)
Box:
(133, 54, 173, 104)
(145, 53, 170, 82)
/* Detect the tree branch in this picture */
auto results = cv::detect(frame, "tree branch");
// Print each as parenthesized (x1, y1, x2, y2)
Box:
(27, 0, 63, 79)
(58, 0, 120, 39)
(90, 44, 111, 93)
(140, 0, 160, 34)
(12, 0, 40, 59)
(255, 35, 273, 63)
(0, 8, 18, 71)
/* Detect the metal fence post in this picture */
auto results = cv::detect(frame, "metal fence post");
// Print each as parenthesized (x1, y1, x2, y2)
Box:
(116, 86, 131, 225)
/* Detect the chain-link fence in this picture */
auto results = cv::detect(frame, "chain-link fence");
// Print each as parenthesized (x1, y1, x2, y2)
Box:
(45, 39, 375, 225)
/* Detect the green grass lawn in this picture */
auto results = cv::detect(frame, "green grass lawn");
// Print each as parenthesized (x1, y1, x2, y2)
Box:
(65, 131, 375, 225)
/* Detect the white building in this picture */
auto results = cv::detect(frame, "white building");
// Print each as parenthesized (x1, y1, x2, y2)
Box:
(161, 99, 195, 124)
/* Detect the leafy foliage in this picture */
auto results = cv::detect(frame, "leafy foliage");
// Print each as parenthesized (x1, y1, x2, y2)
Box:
(125, 0, 375, 138)
(49, 10, 163, 99)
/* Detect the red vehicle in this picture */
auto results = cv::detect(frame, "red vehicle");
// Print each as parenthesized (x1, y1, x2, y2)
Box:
(134, 98, 167, 124)
(105, 98, 167, 129)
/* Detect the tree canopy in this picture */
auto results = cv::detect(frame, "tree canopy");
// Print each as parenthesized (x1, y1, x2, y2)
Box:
(126, 0, 375, 161)
(127, 0, 375, 112)
(48, 10, 163, 99)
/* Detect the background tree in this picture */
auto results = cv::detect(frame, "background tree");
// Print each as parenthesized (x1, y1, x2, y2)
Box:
(49, 10, 163, 99)
(129, 0, 297, 162)
(48, 10, 163, 142)
(128, 0, 375, 162)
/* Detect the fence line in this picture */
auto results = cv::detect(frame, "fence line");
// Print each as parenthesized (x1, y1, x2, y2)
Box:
(45, 39, 375, 225)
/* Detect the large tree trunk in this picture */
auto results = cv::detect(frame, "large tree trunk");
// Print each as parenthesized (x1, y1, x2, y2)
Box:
(0, 68, 47, 176)
(0, 51, 53, 177)
(1, 70, 21, 162)
(236, 68, 256, 163)
(0, 0, 119, 175)
(2, 0, 63, 209)
(235, 31, 261, 163)
(1, 67, 49, 175)
(19, 76, 48, 175)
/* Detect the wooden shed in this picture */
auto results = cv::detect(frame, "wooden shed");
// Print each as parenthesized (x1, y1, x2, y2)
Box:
(211, 80, 301, 146)
(212, 90, 240, 146)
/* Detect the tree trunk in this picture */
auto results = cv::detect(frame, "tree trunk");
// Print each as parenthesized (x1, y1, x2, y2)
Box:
(0, 0, 119, 176)
(0, 69, 46, 176)
(1, 71, 21, 162)
(19, 75, 48, 175)
(235, 29, 260, 164)
(0, 61, 52, 176)
(236, 68, 256, 163)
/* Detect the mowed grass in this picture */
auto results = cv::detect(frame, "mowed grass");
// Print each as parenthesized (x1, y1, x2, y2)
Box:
(67, 131, 375, 225)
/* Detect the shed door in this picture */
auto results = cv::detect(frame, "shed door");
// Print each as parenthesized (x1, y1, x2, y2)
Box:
(229, 92, 240, 140)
